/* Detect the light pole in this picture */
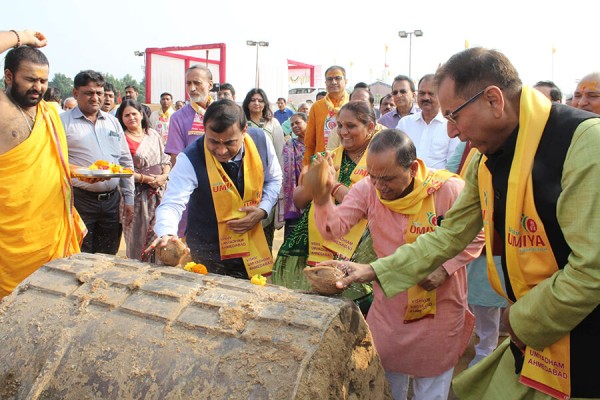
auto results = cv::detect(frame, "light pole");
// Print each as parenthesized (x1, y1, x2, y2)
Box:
(246, 40, 269, 88)
(398, 30, 423, 78)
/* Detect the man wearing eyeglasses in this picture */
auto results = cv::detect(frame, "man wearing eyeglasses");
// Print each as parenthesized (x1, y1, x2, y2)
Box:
(330, 47, 600, 400)
(302, 65, 349, 165)
(397, 74, 459, 169)
(377, 74, 419, 129)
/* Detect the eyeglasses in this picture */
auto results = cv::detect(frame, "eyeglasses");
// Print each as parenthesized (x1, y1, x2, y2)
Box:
(392, 89, 410, 96)
(443, 89, 485, 124)
(325, 76, 344, 83)
(249, 98, 265, 103)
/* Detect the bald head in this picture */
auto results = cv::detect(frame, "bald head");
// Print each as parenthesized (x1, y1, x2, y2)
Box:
(368, 128, 416, 168)
(572, 72, 600, 114)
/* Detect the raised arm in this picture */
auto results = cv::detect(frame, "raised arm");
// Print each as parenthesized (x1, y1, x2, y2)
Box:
(0, 30, 46, 54)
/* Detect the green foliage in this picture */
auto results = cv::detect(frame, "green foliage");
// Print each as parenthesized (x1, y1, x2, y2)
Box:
(44, 72, 146, 103)
(49, 73, 73, 99)
(102, 72, 145, 102)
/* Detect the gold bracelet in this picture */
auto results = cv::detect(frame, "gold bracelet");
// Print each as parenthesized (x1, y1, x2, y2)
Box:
(10, 30, 20, 48)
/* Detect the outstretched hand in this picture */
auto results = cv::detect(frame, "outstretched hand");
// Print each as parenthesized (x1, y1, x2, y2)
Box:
(144, 234, 177, 255)
(316, 259, 377, 289)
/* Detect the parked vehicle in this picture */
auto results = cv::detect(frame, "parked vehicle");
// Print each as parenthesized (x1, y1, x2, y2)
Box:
(288, 87, 326, 106)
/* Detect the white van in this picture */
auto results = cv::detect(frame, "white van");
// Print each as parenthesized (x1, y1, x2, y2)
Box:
(288, 87, 326, 106)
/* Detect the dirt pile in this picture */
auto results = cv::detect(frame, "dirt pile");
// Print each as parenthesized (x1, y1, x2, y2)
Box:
(0, 253, 390, 399)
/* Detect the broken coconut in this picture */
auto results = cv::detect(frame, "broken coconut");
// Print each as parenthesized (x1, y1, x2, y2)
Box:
(303, 265, 345, 295)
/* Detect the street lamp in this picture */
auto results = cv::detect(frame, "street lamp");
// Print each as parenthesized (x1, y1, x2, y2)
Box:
(246, 40, 269, 88)
(398, 30, 423, 78)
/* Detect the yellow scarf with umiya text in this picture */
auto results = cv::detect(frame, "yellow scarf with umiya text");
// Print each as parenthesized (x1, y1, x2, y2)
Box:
(205, 134, 273, 277)
(478, 86, 570, 399)
(377, 159, 457, 322)
(307, 145, 369, 265)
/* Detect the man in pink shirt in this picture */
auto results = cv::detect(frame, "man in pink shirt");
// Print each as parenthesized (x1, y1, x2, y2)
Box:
(307, 129, 483, 400)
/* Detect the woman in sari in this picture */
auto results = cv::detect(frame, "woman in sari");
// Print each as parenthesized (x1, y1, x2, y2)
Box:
(282, 112, 308, 240)
(242, 88, 286, 251)
(272, 101, 377, 313)
(116, 99, 171, 261)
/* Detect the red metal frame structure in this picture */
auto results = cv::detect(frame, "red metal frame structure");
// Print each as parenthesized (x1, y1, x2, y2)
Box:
(287, 59, 315, 87)
(144, 43, 226, 103)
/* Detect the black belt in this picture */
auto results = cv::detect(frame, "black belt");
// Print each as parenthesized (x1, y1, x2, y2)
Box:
(74, 186, 118, 201)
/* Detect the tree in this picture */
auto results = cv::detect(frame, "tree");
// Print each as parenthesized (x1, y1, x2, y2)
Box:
(102, 72, 124, 102)
(0, 77, 4, 89)
(49, 73, 74, 100)
(121, 74, 143, 101)
(139, 76, 146, 101)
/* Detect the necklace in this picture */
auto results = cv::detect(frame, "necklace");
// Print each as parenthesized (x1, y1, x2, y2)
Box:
(346, 145, 368, 164)
(17, 105, 35, 132)
(126, 129, 144, 137)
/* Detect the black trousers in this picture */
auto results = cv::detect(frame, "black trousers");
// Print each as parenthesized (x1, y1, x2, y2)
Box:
(73, 187, 122, 255)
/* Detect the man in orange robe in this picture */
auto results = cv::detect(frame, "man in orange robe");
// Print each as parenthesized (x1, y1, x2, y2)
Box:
(0, 29, 85, 299)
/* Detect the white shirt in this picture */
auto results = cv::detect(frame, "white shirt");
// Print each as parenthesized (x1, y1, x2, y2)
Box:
(396, 111, 459, 169)
(154, 139, 283, 237)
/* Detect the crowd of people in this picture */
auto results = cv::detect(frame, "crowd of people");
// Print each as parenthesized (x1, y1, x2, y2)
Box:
(2, 28, 599, 400)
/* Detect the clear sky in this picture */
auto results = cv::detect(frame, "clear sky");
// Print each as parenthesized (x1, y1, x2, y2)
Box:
(2, 0, 598, 101)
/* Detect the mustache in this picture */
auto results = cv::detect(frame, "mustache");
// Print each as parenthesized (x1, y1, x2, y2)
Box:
(27, 89, 44, 96)
(420, 99, 432, 104)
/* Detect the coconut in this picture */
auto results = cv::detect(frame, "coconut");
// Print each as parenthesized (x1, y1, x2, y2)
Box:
(156, 238, 188, 266)
(303, 265, 345, 295)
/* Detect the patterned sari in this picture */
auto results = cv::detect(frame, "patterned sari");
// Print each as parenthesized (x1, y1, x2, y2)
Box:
(272, 152, 376, 309)
(124, 128, 171, 261)
(282, 137, 305, 220)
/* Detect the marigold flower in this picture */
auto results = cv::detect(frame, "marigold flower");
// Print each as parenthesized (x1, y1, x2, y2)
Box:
(184, 262, 208, 275)
(250, 274, 267, 286)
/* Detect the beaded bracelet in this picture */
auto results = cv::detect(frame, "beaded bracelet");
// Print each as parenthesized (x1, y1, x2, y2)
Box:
(10, 30, 20, 48)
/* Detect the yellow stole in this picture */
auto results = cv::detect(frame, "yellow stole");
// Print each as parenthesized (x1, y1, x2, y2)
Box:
(0, 101, 85, 298)
(307, 145, 369, 265)
(478, 87, 570, 399)
(322, 92, 349, 148)
(377, 160, 457, 322)
(205, 134, 273, 277)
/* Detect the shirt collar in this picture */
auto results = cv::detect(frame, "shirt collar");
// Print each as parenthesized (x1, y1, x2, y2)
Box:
(72, 106, 106, 120)
(415, 110, 445, 124)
